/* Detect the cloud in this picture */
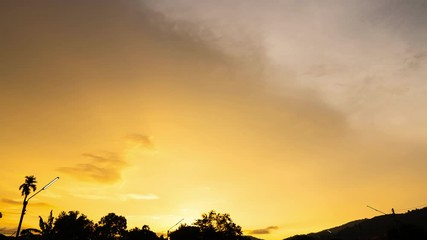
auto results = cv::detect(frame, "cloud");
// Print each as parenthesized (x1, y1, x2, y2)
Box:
(71, 193, 110, 200)
(71, 193, 159, 201)
(145, 0, 427, 137)
(249, 226, 279, 235)
(1, 198, 21, 205)
(126, 134, 154, 150)
(124, 193, 159, 200)
(1, 198, 50, 207)
(58, 153, 127, 184)
(58, 133, 155, 184)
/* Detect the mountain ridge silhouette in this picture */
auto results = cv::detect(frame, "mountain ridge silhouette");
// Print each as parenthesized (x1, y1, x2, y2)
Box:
(284, 207, 427, 240)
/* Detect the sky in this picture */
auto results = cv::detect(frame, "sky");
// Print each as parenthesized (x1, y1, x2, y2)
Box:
(1, 0, 427, 239)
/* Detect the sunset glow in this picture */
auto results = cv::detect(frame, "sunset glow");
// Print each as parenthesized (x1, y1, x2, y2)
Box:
(1, 1, 427, 239)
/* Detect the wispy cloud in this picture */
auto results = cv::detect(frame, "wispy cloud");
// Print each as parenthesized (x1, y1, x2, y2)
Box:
(124, 193, 159, 200)
(126, 134, 154, 150)
(71, 193, 111, 200)
(1, 198, 21, 205)
(58, 153, 127, 184)
(72, 192, 159, 201)
(58, 133, 155, 183)
(249, 226, 279, 235)
(1, 198, 50, 207)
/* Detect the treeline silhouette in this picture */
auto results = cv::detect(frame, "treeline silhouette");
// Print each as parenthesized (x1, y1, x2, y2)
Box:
(5, 176, 427, 240)
(1, 210, 249, 240)
(2, 176, 250, 240)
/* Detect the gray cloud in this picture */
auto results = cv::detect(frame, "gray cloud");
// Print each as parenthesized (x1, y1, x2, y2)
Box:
(249, 226, 279, 235)
(59, 153, 127, 183)
(145, 0, 427, 137)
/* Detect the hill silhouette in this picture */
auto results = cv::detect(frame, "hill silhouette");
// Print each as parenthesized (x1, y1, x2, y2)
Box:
(284, 207, 427, 240)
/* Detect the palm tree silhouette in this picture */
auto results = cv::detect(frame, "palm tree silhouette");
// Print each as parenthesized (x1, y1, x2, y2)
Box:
(19, 175, 37, 198)
(16, 175, 37, 238)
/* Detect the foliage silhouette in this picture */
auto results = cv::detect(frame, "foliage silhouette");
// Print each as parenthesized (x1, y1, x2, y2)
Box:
(127, 225, 160, 240)
(20, 228, 41, 240)
(39, 210, 54, 240)
(11, 206, 427, 240)
(170, 210, 243, 240)
(194, 210, 242, 240)
(95, 213, 127, 240)
(53, 211, 94, 240)
(19, 176, 37, 197)
(169, 224, 201, 240)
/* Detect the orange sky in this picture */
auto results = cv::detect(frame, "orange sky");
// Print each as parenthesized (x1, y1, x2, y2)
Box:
(1, 1, 427, 239)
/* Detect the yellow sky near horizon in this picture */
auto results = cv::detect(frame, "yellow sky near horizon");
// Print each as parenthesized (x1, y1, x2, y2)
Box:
(1, 1, 427, 239)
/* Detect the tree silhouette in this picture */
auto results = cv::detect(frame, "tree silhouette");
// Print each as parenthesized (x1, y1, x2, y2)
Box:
(194, 210, 242, 240)
(20, 228, 41, 240)
(127, 225, 159, 240)
(17, 175, 38, 238)
(39, 210, 55, 240)
(170, 211, 243, 240)
(53, 211, 94, 240)
(95, 213, 127, 240)
(169, 224, 201, 240)
(19, 176, 37, 198)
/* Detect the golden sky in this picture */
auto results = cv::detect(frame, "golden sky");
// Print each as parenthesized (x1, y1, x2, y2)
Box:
(1, 1, 427, 239)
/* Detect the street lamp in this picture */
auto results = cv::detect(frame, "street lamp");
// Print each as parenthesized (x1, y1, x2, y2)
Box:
(16, 177, 59, 238)
(167, 218, 184, 240)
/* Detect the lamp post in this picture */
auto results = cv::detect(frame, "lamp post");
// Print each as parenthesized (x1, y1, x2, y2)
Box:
(16, 177, 59, 238)
(167, 218, 184, 240)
